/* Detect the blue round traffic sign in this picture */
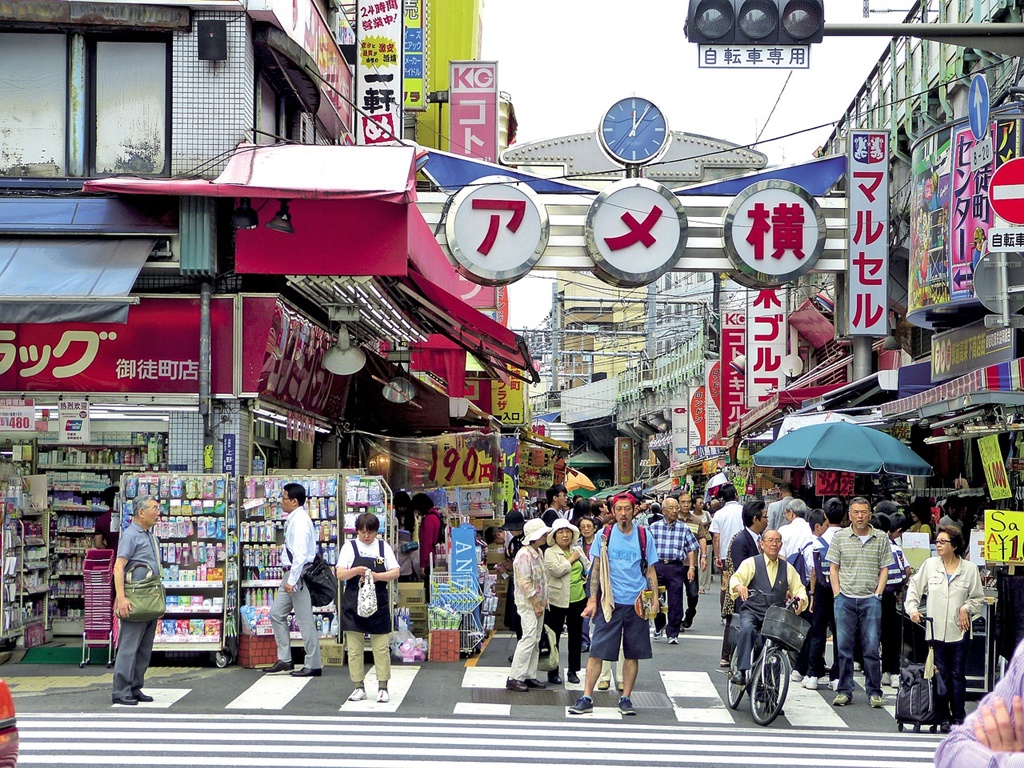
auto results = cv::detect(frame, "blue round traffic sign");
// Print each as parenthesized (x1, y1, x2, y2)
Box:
(969, 74, 990, 142)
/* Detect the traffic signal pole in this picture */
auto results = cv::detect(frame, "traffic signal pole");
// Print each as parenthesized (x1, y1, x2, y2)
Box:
(823, 23, 1024, 57)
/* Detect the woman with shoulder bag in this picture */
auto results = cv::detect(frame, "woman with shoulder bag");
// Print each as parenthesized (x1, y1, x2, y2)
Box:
(544, 518, 587, 684)
(336, 513, 400, 704)
(904, 525, 985, 732)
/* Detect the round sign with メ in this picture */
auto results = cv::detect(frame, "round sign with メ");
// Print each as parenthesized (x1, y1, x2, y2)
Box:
(723, 180, 825, 288)
(989, 158, 1024, 226)
(445, 176, 550, 286)
(584, 178, 688, 288)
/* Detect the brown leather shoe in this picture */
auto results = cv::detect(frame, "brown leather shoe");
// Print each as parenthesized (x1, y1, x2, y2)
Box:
(506, 678, 528, 692)
(524, 678, 547, 689)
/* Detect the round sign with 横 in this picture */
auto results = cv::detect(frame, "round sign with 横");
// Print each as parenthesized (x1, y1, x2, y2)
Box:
(584, 178, 688, 287)
(723, 180, 826, 288)
(445, 176, 549, 286)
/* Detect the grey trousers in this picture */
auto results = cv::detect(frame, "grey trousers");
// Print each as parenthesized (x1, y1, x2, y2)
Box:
(271, 576, 321, 670)
(113, 618, 157, 701)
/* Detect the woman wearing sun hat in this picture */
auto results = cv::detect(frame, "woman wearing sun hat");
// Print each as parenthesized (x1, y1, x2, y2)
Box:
(506, 518, 551, 692)
(544, 518, 588, 684)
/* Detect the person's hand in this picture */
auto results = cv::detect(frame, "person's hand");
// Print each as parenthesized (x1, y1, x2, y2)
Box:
(735, 584, 749, 602)
(650, 595, 660, 615)
(910, 610, 922, 624)
(808, 594, 815, 614)
(115, 595, 132, 619)
(582, 600, 597, 619)
(688, 566, 696, 581)
(284, 582, 295, 593)
(568, 549, 580, 562)
(958, 606, 971, 632)
(715, 557, 724, 570)
(974, 695, 1024, 753)
(533, 601, 544, 617)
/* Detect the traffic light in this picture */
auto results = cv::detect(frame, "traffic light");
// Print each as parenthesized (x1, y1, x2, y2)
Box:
(686, 0, 824, 45)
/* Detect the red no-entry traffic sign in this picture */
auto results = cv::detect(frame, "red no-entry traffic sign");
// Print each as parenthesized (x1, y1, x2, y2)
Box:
(989, 158, 1024, 225)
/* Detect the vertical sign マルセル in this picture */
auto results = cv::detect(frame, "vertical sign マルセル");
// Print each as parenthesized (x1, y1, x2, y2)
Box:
(847, 130, 890, 335)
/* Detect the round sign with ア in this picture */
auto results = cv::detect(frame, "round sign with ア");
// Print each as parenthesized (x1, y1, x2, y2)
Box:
(445, 176, 550, 286)
(723, 180, 826, 288)
(584, 178, 688, 287)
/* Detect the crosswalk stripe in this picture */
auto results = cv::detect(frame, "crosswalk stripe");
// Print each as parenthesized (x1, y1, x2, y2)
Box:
(339, 666, 419, 713)
(453, 702, 510, 716)
(14, 713, 943, 767)
(781, 682, 849, 728)
(563, 706, 622, 719)
(123, 688, 191, 709)
(661, 670, 735, 724)
(461, 666, 509, 688)
(224, 675, 311, 709)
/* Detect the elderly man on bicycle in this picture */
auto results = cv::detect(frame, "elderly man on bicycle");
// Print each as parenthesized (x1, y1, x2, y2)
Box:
(729, 530, 808, 685)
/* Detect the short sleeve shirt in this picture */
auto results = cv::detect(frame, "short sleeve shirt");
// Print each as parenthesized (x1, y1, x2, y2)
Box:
(590, 524, 659, 604)
(826, 526, 894, 598)
(338, 538, 400, 571)
(117, 521, 161, 577)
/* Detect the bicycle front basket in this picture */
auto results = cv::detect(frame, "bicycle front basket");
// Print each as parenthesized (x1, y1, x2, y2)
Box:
(761, 605, 809, 652)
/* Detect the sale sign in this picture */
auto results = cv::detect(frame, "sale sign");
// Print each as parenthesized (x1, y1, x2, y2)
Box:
(984, 508, 1024, 563)
(978, 434, 1012, 500)
(428, 438, 497, 487)
(0, 398, 33, 432)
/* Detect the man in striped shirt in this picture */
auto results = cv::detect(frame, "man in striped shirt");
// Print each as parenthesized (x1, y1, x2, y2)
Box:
(649, 497, 699, 643)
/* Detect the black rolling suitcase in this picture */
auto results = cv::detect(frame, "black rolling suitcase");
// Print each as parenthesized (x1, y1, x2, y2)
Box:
(895, 616, 940, 733)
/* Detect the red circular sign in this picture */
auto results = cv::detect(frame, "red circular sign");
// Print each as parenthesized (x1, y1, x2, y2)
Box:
(989, 158, 1024, 225)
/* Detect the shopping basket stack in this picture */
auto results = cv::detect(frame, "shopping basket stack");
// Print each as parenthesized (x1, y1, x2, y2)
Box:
(81, 548, 117, 668)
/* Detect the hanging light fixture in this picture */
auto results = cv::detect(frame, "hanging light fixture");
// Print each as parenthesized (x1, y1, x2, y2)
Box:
(231, 198, 258, 229)
(322, 305, 366, 375)
(266, 200, 294, 234)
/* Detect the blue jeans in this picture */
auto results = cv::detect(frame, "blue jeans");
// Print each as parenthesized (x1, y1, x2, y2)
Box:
(835, 594, 882, 698)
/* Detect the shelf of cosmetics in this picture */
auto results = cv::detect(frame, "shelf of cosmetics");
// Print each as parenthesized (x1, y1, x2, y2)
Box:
(37, 433, 166, 469)
(240, 520, 339, 543)
(123, 472, 229, 501)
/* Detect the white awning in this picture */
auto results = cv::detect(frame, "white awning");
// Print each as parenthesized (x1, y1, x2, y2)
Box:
(0, 238, 153, 323)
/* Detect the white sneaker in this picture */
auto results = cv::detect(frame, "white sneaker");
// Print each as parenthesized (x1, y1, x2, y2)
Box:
(854, 662, 862, 672)
(802, 676, 819, 690)
(890, 675, 901, 689)
(348, 688, 367, 702)
(377, 689, 390, 703)
(829, 679, 839, 691)
(881, 672, 891, 686)
(790, 670, 804, 682)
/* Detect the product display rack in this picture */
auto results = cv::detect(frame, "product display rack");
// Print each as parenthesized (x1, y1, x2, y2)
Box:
(0, 481, 24, 646)
(121, 472, 239, 667)
(338, 473, 396, 635)
(37, 432, 167, 473)
(241, 473, 344, 645)
(48, 470, 113, 637)
(0, 475, 50, 648)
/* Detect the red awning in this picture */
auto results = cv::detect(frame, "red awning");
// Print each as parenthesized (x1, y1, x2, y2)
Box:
(84, 142, 418, 204)
(389, 268, 538, 383)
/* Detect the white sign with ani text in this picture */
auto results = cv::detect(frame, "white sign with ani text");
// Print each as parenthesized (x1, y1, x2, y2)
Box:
(58, 400, 90, 444)
(847, 130, 890, 336)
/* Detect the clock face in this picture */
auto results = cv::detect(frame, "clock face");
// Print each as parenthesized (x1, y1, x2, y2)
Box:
(599, 97, 669, 166)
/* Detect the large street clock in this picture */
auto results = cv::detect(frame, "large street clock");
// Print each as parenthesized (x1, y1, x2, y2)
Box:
(598, 97, 670, 167)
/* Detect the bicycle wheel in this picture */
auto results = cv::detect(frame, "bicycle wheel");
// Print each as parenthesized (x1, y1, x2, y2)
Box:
(751, 644, 790, 726)
(727, 646, 744, 709)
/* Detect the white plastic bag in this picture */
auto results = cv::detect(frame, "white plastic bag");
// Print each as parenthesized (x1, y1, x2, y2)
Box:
(357, 571, 377, 617)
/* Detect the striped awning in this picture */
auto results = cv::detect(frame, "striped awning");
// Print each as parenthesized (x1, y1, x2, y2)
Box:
(880, 357, 1024, 418)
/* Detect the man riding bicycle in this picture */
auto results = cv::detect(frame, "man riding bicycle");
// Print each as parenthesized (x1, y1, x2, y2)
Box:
(729, 530, 808, 685)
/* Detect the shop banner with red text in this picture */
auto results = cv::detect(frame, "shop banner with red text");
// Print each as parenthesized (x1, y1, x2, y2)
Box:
(720, 310, 747, 436)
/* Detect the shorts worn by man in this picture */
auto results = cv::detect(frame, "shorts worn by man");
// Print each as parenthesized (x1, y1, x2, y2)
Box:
(827, 496, 894, 708)
(570, 493, 659, 717)
(112, 496, 162, 706)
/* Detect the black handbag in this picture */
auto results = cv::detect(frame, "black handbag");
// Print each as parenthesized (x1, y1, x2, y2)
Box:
(301, 553, 337, 607)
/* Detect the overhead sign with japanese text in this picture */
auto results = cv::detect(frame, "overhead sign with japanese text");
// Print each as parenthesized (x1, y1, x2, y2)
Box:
(355, 0, 403, 144)
(449, 61, 499, 162)
(746, 288, 788, 406)
(584, 179, 688, 288)
(446, 179, 549, 286)
(720, 311, 747, 437)
(723, 180, 825, 288)
(671, 400, 689, 467)
(0, 398, 33, 432)
(491, 369, 527, 426)
(698, 45, 810, 69)
(402, 0, 426, 110)
(978, 435, 1012, 500)
(847, 130, 890, 336)
(930, 319, 1015, 382)
(705, 360, 722, 445)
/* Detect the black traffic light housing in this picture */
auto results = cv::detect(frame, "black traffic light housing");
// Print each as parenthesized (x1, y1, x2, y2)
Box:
(686, 0, 824, 45)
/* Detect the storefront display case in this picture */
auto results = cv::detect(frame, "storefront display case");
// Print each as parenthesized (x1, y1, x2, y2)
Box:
(121, 472, 239, 667)
(0, 474, 50, 648)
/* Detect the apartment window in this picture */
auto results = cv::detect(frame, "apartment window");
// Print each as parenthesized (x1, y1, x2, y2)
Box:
(93, 41, 169, 175)
(0, 34, 67, 176)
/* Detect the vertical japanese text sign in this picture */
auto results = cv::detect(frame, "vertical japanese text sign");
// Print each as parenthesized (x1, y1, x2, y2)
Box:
(746, 288, 788, 406)
(356, 0, 404, 145)
(449, 61, 499, 162)
(402, 0, 426, 111)
(848, 130, 890, 336)
(704, 360, 722, 444)
(720, 309, 747, 436)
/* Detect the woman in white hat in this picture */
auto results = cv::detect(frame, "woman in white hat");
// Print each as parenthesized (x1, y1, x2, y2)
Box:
(545, 518, 587, 684)
(506, 518, 551, 692)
